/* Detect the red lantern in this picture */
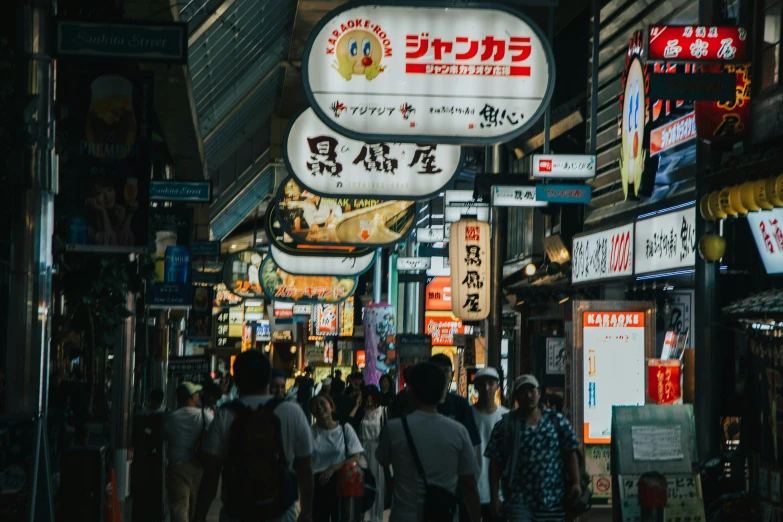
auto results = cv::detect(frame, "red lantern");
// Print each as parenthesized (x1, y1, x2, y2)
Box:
(694, 63, 751, 145)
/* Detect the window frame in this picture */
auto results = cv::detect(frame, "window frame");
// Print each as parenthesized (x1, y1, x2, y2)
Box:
(759, 0, 783, 93)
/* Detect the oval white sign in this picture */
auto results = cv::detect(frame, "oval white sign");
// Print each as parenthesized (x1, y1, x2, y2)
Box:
(269, 242, 376, 277)
(286, 108, 463, 199)
(303, 3, 555, 144)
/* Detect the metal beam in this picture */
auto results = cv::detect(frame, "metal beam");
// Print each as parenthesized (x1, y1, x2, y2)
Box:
(188, 0, 236, 47)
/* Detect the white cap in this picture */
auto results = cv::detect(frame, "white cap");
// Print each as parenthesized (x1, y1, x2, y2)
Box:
(322, 377, 333, 386)
(475, 367, 500, 381)
(512, 374, 540, 396)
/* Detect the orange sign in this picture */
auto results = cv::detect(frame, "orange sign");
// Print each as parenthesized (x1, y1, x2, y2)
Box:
(647, 359, 682, 405)
(649, 112, 696, 156)
(425, 311, 464, 346)
(426, 276, 452, 311)
(356, 350, 366, 368)
(583, 311, 644, 328)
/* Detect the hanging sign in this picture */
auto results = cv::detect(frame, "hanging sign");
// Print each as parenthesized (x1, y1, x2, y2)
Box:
(649, 112, 697, 156)
(747, 207, 783, 274)
(222, 250, 266, 299)
(256, 321, 272, 342)
(276, 177, 415, 247)
(260, 255, 357, 304)
(572, 224, 634, 283)
(149, 181, 212, 202)
(532, 154, 596, 179)
(536, 184, 592, 204)
(491, 185, 548, 207)
(396, 257, 431, 271)
(417, 227, 444, 243)
(269, 243, 375, 277)
(646, 25, 748, 63)
(646, 359, 683, 405)
(449, 219, 490, 321)
(313, 303, 340, 336)
(426, 276, 453, 311)
(302, 2, 555, 145)
(619, 32, 651, 201)
(425, 311, 464, 346)
(634, 206, 696, 275)
(285, 108, 462, 199)
(293, 304, 313, 315)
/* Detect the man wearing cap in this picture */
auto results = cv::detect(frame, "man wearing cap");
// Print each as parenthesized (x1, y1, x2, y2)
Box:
(485, 375, 581, 522)
(163, 381, 214, 522)
(472, 368, 509, 522)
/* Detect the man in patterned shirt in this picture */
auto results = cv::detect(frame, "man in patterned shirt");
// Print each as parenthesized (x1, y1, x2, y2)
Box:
(485, 375, 581, 522)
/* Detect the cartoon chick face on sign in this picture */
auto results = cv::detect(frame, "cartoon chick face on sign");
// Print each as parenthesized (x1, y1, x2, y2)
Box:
(333, 30, 385, 81)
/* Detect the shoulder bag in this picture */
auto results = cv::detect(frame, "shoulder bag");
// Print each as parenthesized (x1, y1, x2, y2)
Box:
(401, 417, 458, 522)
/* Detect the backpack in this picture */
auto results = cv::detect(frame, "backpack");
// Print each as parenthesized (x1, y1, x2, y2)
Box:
(221, 398, 298, 521)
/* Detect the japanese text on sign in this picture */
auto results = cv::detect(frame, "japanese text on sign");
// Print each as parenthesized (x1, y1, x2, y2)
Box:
(406, 34, 532, 76)
(647, 25, 747, 62)
(572, 225, 633, 283)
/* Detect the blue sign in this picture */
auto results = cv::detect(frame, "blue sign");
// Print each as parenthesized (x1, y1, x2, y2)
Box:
(55, 20, 188, 63)
(192, 241, 221, 256)
(147, 282, 192, 310)
(535, 184, 592, 204)
(165, 246, 191, 283)
(150, 181, 212, 202)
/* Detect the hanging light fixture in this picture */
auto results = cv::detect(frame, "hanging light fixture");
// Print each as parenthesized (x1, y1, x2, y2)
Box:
(524, 263, 537, 276)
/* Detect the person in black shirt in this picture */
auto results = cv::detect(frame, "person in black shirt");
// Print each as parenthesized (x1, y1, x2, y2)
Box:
(330, 370, 346, 396)
(379, 374, 396, 407)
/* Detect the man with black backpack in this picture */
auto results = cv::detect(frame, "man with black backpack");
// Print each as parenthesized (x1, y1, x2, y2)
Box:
(194, 350, 314, 522)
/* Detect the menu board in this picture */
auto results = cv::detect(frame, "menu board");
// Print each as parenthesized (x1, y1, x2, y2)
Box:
(618, 473, 705, 522)
(583, 311, 646, 443)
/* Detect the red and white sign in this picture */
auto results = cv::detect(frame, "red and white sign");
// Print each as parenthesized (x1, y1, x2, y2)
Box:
(532, 154, 597, 179)
(647, 25, 748, 63)
(748, 208, 783, 274)
(273, 302, 294, 318)
(646, 359, 683, 405)
(649, 112, 697, 156)
(426, 276, 453, 311)
(583, 311, 646, 444)
(314, 303, 339, 336)
(425, 311, 464, 346)
(695, 62, 751, 145)
(572, 224, 634, 284)
(304, 4, 554, 143)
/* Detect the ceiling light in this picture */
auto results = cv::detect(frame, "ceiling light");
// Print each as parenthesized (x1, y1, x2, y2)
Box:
(524, 263, 537, 277)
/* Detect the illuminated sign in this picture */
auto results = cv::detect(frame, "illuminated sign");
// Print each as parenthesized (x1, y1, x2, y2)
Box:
(634, 207, 696, 275)
(572, 224, 634, 283)
(222, 250, 265, 299)
(425, 311, 464, 346)
(531, 154, 596, 179)
(647, 25, 748, 63)
(260, 255, 357, 304)
(748, 207, 783, 275)
(449, 219, 489, 321)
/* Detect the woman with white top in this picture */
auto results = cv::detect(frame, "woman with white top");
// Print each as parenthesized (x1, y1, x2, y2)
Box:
(348, 386, 388, 522)
(310, 395, 364, 522)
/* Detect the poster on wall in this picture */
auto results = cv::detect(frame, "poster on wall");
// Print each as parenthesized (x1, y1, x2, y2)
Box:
(259, 255, 357, 304)
(59, 68, 152, 253)
(634, 206, 696, 275)
(277, 178, 416, 247)
(546, 337, 566, 375)
(286, 108, 463, 199)
(313, 303, 340, 336)
(583, 311, 647, 444)
(449, 219, 490, 321)
(364, 303, 396, 385)
(302, 3, 555, 144)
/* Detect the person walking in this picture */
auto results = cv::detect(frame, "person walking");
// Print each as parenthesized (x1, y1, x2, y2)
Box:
(379, 374, 396, 407)
(348, 386, 388, 522)
(331, 370, 346, 396)
(193, 350, 314, 522)
(309, 395, 364, 522)
(485, 375, 582, 522)
(163, 382, 214, 522)
(298, 367, 316, 423)
(270, 368, 287, 399)
(377, 362, 481, 522)
(471, 368, 509, 522)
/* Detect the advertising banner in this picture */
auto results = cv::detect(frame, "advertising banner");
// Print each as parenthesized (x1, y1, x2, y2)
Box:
(747, 208, 783, 274)
(259, 256, 357, 304)
(425, 311, 464, 346)
(646, 25, 748, 63)
(364, 303, 396, 385)
(583, 311, 646, 444)
(187, 286, 213, 340)
(572, 224, 634, 284)
(531, 154, 596, 179)
(286, 108, 462, 198)
(59, 68, 152, 253)
(222, 250, 265, 299)
(277, 178, 415, 247)
(449, 219, 490, 321)
(303, 2, 554, 144)
(149, 208, 194, 282)
(426, 276, 452, 311)
(634, 206, 696, 275)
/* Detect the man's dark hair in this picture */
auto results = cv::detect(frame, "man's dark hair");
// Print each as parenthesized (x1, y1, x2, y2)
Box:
(429, 353, 453, 369)
(271, 368, 286, 380)
(379, 374, 392, 386)
(201, 382, 223, 407)
(335, 370, 343, 378)
(233, 350, 272, 395)
(545, 393, 564, 413)
(407, 362, 447, 406)
(350, 371, 364, 381)
(148, 389, 164, 403)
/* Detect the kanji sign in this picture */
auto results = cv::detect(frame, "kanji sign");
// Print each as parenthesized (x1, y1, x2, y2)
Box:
(532, 154, 596, 179)
(491, 185, 548, 207)
(647, 25, 748, 63)
(536, 184, 592, 204)
(426, 276, 453, 311)
(286, 108, 462, 199)
(269, 243, 375, 277)
(259, 256, 357, 304)
(313, 303, 339, 336)
(572, 224, 634, 283)
(425, 311, 464, 346)
(396, 257, 431, 271)
(449, 219, 489, 321)
(634, 206, 697, 275)
(649, 112, 697, 156)
(748, 208, 783, 274)
(303, 2, 554, 144)
(647, 359, 683, 405)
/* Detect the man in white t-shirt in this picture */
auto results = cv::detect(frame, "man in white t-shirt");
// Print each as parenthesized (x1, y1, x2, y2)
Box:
(471, 368, 509, 522)
(193, 351, 314, 522)
(377, 362, 481, 522)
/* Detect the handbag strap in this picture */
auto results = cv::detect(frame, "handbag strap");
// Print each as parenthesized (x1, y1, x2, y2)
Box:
(504, 413, 522, 486)
(401, 417, 429, 486)
(342, 424, 349, 461)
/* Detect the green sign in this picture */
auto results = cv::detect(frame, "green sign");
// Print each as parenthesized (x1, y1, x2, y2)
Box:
(150, 181, 212, 202)
(55, 20, 187, 63)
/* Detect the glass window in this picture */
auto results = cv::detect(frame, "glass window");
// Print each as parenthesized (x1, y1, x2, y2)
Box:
(763, 0, 782, 90)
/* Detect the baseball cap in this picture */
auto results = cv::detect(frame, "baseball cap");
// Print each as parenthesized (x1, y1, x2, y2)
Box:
(177, 381, 203, 397)
(322, 377, 333, 386)
(475, 367, 500, 381)
(512, 374, 540, 396)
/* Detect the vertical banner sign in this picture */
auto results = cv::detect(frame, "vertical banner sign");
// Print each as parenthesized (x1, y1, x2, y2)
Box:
(646, 359, 683, 405)
(59, 69, 152, 252)
(694, 63, 751, 145)
(187, 286, 213, 341)
(449, 219, 490, 321)
(634, 206, 697, 275)
(363, 303, 396, 385)
(583, 311, 646, 444)
(619, 32, 651, 201)
(340, 297, 355, 336)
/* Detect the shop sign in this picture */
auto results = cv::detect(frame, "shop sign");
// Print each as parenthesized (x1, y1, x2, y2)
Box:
(187, 286, 213, 340)
(491, 185, 548, 207)
(583, 311, 646, 443)
(222, 250, 265, 299)
(619, 32, 650, 201)
(396, 257, 431, 271)
(646, 25, 748, 63)
(425, 311, 464, 346)
(531, 154, 596, 179)
(214, 283, 243, 307)
(256, 321, 272, 342)
(260, 256, 357, 304)
(649, 72, 736, 102)
(293, 304, 314, 315)
(191, 241, 220, 256)
(146, 282, 191, 310)
(426, 276, 453, 311)
(55, 20, 188, 63)
(650, 112, 697, 156)
(694, 63, 751, 145)
(277, 177, 415, 247)
(572, 224, 634, 284)
(168, 356, 211, 384)
(747, 208, 783, 274)
(269, 243, 375, 277)
(274, 302, 294, 318)
(536, 184, 592, 204)
(286, 108, 462, 199)
(313, 303, 340, 336)
(303, 2, 554, 144)
(149, 181, 211, 202)
(449, 219, 489, 321)
(646, 359, 683, 405)
(340, 297, 355, 337)
(417, 227, 444, 243)
(634, 206, 696, 275)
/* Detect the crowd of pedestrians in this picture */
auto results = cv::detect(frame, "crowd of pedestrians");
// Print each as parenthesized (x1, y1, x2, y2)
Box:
(153, 350, 586, 522)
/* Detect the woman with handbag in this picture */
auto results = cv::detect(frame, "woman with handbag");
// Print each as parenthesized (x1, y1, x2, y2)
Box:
(310, 395, 364, 522)
(349, 386, 388, 522)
